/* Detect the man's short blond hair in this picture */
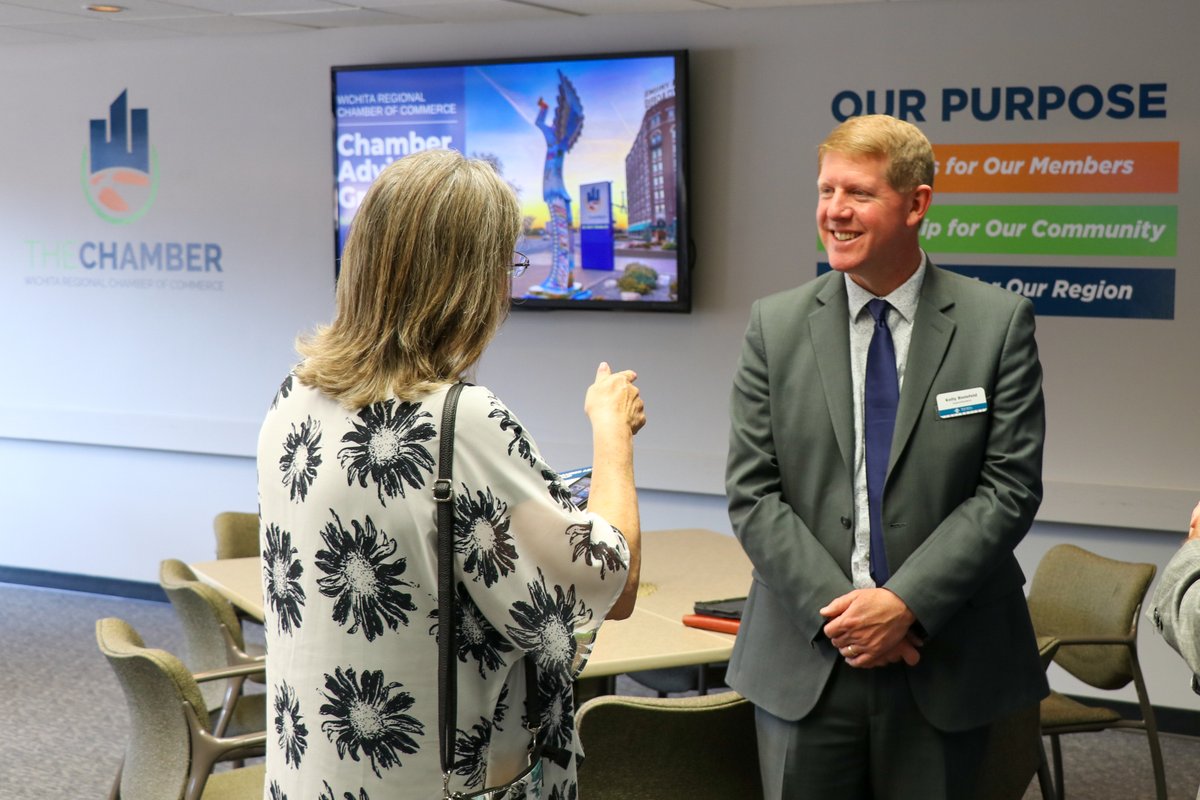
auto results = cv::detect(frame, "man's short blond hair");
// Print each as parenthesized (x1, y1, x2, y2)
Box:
(818, 115, 935, 192)
(296, 149, 519, 408)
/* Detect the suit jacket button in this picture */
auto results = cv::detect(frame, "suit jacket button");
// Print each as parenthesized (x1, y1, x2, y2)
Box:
(840, 516, 851, 529)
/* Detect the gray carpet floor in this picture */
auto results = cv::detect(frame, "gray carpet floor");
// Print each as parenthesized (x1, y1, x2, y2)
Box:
(2, 580, 1199, 799)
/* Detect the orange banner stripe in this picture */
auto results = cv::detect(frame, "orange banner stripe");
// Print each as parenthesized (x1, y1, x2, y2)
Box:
(932, 142, 1177, 193)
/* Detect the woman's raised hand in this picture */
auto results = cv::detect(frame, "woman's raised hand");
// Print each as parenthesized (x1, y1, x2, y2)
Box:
(585, 362, 646, 436)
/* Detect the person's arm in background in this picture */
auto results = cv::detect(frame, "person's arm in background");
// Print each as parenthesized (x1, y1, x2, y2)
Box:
(1149, 501, 1200, 675)
(584, 362, 645, 620)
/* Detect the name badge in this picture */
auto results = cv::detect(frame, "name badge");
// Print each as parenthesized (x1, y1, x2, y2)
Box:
(936, 387, 987, 419)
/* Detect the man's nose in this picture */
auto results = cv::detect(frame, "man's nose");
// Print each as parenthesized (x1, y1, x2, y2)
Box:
(828, 192, 853, 217)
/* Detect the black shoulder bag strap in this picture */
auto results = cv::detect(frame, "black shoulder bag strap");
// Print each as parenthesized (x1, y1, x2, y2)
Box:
(436, 383, 543, 799)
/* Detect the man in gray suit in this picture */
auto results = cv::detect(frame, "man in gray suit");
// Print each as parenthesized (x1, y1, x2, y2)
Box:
(725, 115, 1048, 799)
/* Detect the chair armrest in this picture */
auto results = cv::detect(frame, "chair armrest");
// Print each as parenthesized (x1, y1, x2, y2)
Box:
(1051, 635, 1134, 648)
(215, 730, 267, 760)
(220, 622, 267, 669)
(184, 711, 267, 800)
(1036, 635, 1060, 668)
(184, 701, 266, 760)
(194, 662, 267, 683)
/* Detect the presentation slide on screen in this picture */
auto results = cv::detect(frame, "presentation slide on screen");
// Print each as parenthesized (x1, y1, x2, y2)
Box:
(333, 55, 684, 306)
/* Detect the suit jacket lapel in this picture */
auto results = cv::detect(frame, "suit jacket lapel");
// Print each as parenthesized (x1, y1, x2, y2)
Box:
(810, 276, 855, 475)
(891, 263, 956, 470)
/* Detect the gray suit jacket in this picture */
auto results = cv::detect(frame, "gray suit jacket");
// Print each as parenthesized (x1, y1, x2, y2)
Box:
(725, 263, 1049, 732)
(1149, 539, 1200, 677)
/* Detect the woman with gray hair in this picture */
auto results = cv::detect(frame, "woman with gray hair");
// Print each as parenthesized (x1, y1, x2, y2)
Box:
(258, 148, 644, 800)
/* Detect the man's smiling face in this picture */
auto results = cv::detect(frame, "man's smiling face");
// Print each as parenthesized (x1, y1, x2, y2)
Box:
(817, 151, 929, 295)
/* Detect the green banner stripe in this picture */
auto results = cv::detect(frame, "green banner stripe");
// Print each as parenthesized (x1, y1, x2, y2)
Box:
(918, 205, 1176, 256)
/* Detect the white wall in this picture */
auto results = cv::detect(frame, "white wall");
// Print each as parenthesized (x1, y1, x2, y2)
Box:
(1, 0, 1198, 710)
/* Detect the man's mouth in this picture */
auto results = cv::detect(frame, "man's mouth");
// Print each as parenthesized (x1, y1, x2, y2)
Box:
(830, 230, 861, 242)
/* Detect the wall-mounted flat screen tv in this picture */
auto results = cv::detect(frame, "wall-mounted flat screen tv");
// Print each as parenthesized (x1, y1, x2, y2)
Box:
(332, 50, 691, 312)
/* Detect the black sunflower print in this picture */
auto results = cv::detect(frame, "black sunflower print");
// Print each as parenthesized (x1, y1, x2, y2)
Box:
(269, 781, 287, 800)
(452, 716, 494, 788)
(549, 780, 579, 800)
(319, 783, 370, 800)
(488, 398, 536, 467)
(454, 485, 518, 587)
(506, 569, 594, 676)
(263, 523, 305, 634)
(279, 415, 323, 502)
(533, 669, 575, 770)
(316, 511, 418, 641)
(339, 400, 436, 505)
(273, 679, 308, 768)
(271, 374, 294, 410)
(542, 469, 574, 511)
(492, 680, 511, 731)
(456, 582, 514, 677)
(427, 583, 513, 678)
(567, 522, 625, 579)
(319, 666, 424, 778)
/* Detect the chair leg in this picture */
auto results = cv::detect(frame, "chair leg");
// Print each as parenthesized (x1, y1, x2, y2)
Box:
(1036, 737, 1055, 799)
(1132, 658, 1168, 800)
(1050, 734, 1065, 800)
(1146, 727, 1168, 800)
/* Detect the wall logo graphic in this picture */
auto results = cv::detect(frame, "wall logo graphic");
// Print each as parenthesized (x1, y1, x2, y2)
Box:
(82, 90, 158, 224)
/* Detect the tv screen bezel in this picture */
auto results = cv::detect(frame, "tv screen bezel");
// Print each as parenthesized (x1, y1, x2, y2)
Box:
(330, 48, 692, 313)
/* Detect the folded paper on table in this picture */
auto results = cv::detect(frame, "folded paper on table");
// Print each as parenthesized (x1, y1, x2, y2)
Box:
(692, 596, 746, 620)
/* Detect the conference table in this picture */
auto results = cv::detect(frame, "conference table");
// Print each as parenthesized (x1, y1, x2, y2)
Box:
(190, 527, 752, 680)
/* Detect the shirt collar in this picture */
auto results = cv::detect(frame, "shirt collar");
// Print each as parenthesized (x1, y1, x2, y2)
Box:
(844, 252, 927, 324)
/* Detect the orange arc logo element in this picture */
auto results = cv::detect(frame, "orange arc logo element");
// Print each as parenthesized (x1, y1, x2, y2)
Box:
(113, 169, 150, 186)
(81, 148, 160, 225)
(98, 187, 129, 212)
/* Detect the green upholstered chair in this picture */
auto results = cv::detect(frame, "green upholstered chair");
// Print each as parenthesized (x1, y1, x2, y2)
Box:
(97, 617, 266, 800)
(575, 690, 761, 800)
(1026, 544, 1166, 800)
(159, 559, 265, 737)
(211, 511, 262, 634)
(212, 512, 259, 560)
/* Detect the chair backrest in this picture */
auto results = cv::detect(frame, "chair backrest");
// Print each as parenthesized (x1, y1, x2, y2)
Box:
(1026, 543, 1156, 690)
(159, 558, 248, 711)
(213, 512, 260, 560)
(97, 617, 210, 800)
(575, 690, 762, 800)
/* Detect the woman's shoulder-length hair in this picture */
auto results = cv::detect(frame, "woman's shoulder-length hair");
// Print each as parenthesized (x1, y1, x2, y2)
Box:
(296, 148, 520, 409)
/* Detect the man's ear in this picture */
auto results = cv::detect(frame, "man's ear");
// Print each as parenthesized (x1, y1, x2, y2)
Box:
(907, 185, 933, 228)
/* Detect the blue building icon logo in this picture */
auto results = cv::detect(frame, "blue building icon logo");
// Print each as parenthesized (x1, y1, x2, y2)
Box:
(585, 185, 603, 213)
(82, 90, 158, 224)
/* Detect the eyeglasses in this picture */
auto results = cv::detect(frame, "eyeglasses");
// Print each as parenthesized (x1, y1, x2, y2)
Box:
(509, 252, 530, 278)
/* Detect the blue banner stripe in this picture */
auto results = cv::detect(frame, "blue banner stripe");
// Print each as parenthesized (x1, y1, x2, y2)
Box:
(817, 263, 1175, 320)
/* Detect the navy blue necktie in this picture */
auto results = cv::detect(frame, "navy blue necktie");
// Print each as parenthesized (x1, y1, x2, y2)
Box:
(865, 298, 898, 585)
